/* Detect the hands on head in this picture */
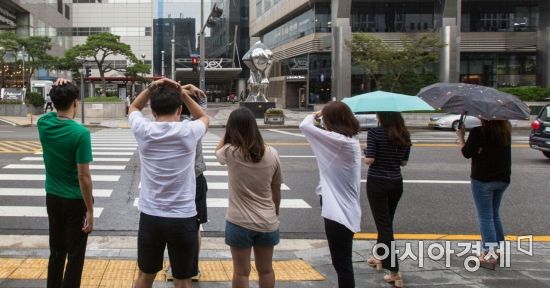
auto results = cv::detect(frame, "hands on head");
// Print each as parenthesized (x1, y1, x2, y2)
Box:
(54, 78, 71, 86)
(149, 78, 206, 99)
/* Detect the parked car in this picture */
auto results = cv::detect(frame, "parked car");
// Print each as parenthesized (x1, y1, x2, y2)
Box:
(355, 113, 379, 130)
(529, 104, 550, 159)
(429, 114, 518, 131)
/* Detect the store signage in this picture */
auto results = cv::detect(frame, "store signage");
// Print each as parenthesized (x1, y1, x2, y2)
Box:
(1, 88, 25, 101)
(286, 75, 306, 81)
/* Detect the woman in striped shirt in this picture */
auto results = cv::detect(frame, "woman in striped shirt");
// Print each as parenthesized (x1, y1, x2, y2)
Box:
(364, 112, 411, 288)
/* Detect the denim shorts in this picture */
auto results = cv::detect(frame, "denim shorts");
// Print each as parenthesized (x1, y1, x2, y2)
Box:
(225, 221, 280, 248)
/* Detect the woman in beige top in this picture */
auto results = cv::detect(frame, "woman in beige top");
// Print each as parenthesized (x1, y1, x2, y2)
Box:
(215, 107, 282, 288)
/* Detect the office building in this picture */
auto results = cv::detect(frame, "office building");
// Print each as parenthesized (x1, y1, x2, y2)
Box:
(250, 0, 549, 108)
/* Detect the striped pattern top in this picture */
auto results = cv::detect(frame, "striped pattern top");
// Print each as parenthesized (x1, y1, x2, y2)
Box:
(364, 128, 411, 181)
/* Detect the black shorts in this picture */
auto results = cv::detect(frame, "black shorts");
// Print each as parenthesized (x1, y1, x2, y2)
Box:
(138, 212, 198, 279)
(195, 173, 208, 224)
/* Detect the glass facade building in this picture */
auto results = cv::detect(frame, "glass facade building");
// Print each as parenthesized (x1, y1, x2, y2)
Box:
(250, 0, 549, 108)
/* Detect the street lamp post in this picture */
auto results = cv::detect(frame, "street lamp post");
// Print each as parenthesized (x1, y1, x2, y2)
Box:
(0, 46, 5, 89)
(199, 3, 223, 91)
(19, 47, 26, 88)
(161, 50, 165, 77)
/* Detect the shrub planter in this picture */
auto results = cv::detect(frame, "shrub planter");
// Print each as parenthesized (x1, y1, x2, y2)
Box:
(264, 108, 285, 125)
(29, 105, 44, 115)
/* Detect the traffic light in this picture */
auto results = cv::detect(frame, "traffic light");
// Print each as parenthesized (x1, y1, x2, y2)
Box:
(85, 65, 92, 78)
(191, 56, 198, 73)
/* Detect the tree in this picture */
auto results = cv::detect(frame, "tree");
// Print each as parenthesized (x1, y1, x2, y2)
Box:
(348, 33, 445, 93)
(0, 33, 55, 88)
(124, 60, 151, 96)
(64, 33, 138, 92)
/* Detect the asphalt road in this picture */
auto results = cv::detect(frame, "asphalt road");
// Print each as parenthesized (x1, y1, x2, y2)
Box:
(0, 126, 548, 239)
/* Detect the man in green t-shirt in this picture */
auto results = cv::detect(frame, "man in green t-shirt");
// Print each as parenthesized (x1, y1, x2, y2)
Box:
(37, 78, 94, 288)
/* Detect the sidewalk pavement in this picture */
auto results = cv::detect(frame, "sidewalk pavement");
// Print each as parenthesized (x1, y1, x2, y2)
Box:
(0, 103, 536, 129)
(0, 235, 549, 287)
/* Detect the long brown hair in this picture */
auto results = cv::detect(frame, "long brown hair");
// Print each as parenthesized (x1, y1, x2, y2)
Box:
(481, 120, 511, 146)
(377, 112, 411, 147)
(322, 102, 360, 137)
(224, 107, 265, 162)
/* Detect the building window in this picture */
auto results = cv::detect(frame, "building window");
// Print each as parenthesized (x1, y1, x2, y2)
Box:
(145, 27, 152, 36)
(460, 53, 537, 87)
(57, 0, 63, 13)
(65, 4, 70, 19)
(351, 1, 436, 33)
(462, 0, 538, 32)
(262, 9, 315, 48)
(256, 0, 262, 19)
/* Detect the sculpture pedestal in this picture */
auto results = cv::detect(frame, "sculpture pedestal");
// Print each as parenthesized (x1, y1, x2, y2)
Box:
(240, 102, 276, 118)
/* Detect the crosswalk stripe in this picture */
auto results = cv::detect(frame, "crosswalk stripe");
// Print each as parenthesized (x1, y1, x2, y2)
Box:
(0, 206, 103, 217)
(0, 188, 112, 197)
(204, 162, 222, 167)
(3, 164, 126, 171)
(35, 152, 135, 156)
(0, 142, 27, 152)
(90, 144, 138, 147)
(21, 157, 131, 162)
(360, 179, 470, 184)
(90, 147, 136, 150)
(203, 150, 215, 153)
(133, 198, 310, 208)
(0, 174, 120, 181)
(137, 182, 291, 191)
(203, 171, 228, 176)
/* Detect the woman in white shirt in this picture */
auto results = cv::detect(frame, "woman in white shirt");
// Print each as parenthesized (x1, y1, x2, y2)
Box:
(299, 102, 362, 288)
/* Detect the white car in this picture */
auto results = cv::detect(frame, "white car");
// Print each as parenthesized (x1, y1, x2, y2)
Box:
(355, 113, 379, 130)
(429, 114, 518, 131)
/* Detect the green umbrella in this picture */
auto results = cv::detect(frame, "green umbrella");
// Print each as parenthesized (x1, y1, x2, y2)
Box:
(342, 91, 435, 113)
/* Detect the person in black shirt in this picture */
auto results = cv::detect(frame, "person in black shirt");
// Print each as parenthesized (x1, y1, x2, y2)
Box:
(364, 112, 411, 288)
(458, 120, 511, 269)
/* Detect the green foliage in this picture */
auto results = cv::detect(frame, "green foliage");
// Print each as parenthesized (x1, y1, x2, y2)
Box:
(0, 99, 23, 104)
(347, 33, 445, 92)
(382, 71, 439, 95)
(25, 92, 44, 107)
(84, 96, 122, 103)
(498, 87, 550, 101)
(265, 108, 284, 115)
(125, 60, 152, 84)
(0, 33, 55, 82)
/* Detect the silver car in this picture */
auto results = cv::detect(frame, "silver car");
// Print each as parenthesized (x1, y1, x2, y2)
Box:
(355, 113, 379, 130)
(429, 114, 518, 131)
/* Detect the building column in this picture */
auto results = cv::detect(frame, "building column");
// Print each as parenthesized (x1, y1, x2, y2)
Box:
(331, 0, 352, 100)
(439, 0, 461, 83)
(538, 0, 550, 87)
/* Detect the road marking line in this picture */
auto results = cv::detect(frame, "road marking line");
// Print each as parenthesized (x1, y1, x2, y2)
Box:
(279, 156, 316, 158)
(133, 198, 309, 208)
(354, 233, 550, 242)
(203, 149, 215, 153)
(0, 206, 103, 217)
(137, 181, 290, 191)
(90, 147, 137, 150)
(0, 118, 17, 126)
(0, 142, 27, 152)
(21, 157, 131, 162)
(3, 164, 126, 170)
(205, 162, 222, 167)
(360, 179, 470, 184)
(203, 171, 228, 176)
(267, 129, 305, 138)
(0, 174, 120, 181)
(90, 144, 138, 147)
(34, 151, 135, 156)
(0, 188, 112, 197)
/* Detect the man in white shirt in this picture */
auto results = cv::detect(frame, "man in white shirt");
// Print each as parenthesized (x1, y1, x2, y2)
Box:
(129, 78, 209, 288)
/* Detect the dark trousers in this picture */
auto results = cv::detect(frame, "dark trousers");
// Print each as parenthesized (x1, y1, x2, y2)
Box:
(46, 194, 89, 288)
(366, 176, 403, 272)
(45, 103, 53, 113)
(324, 218, 355, 288)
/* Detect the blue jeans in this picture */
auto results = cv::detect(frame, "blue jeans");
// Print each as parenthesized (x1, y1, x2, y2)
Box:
(471, 178, 509, 251)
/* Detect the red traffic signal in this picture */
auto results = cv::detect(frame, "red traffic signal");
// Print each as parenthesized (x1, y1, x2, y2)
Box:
(191, 56, 199, 73)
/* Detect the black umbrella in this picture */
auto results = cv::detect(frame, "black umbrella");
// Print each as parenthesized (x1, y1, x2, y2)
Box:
(417, 83, 530, 120)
